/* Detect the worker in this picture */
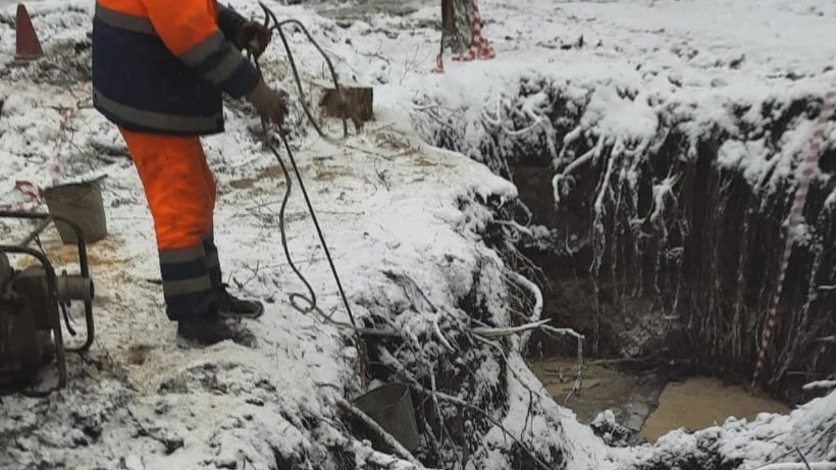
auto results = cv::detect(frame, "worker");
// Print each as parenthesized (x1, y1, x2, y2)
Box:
(91, 0, 287, 347)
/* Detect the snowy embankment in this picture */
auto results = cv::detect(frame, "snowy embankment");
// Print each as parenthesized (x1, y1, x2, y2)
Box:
(0, 1, 615, 469)
(401, 0, 836, 395)
(0, 0, 835, 469)
(395, 0, 836, 467)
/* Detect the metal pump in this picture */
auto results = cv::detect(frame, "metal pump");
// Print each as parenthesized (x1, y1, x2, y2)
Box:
(0, 211, 95, 394)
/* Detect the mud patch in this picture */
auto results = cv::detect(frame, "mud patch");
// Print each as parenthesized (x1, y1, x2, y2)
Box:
(10, 232, 126, 272)
(126, 344, 153, 366)
(641, 376, 791, 443)
(532, 356, 665, 437)
(311, 156, 353, 182)
(533, 356, 792, 445)
(313, 0, 420, 23)
(229, 165, 285, 189)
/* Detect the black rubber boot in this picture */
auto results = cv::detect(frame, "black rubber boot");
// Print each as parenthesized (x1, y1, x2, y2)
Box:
(216, 285, 264, 320)
(176, 314, 256, 348)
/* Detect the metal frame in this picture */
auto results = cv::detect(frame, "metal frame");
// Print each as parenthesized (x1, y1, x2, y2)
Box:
(0, 210, 96, 392)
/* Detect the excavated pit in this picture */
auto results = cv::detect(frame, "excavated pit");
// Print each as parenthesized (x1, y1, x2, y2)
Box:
(519, 119, 836, 404)
(412, 75, 836, 438)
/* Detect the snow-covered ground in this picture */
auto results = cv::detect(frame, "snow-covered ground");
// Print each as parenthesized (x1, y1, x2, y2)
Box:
(1, 0, 835, 469)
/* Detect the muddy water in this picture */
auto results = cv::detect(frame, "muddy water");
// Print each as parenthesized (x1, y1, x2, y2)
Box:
(532, 357, 791, 443)
(532, 358, 666, 435)
(641, 376, 790, 442)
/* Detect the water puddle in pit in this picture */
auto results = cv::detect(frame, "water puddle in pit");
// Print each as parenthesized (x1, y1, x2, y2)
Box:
(532, 357, 791, 443)
(642, 376, 791, 442)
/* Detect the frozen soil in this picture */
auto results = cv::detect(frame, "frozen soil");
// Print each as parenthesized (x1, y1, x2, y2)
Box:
(0, 0, 835, 469)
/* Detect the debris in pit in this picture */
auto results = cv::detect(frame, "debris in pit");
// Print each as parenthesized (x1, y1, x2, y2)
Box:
(590, 410, 635, 447)
(531, 356, 666, 440)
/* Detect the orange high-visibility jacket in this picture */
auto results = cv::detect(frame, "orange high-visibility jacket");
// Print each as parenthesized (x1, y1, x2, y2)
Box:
(92, 0, 260, 136)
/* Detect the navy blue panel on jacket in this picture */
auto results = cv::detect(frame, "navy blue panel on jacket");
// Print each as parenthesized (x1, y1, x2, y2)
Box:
(218, 5, 246, 41)
(91, 4, 259, 137)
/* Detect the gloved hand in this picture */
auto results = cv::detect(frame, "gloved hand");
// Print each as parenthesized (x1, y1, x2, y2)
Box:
(245, 80, 287, 127)
(234, 21, 272, 58)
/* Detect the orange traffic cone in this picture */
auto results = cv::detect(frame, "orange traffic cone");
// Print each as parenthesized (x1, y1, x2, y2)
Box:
(13, 4, 43, 65)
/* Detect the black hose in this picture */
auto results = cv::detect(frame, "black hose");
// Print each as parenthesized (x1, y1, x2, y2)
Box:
(259, 2, 348, 142)
(246, 5, 359, 339)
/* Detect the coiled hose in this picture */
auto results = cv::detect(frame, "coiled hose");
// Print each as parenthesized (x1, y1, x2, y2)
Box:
(245, 3, 361, 341)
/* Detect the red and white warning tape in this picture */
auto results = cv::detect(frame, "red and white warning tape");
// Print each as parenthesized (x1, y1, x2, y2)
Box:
(451, 0, 496, 62)
(435, 53, 445, 74)
(14, 181, 40, 201)
(434, 0, 496, 73)
(1, 180, 43, 212)
(751, 85, 836, 390)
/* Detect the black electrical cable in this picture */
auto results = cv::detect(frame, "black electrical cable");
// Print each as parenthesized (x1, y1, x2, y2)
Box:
(259, 111, 357, 333)
(245, 4, 359, 339)
(259, 2, 348, 142)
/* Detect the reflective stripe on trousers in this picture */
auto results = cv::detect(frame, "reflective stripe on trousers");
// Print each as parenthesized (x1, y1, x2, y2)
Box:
(203, 230, 223, 289)
(119, 127, 220, 320)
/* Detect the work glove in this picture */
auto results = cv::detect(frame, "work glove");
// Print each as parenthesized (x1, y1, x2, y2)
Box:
(245, 80, 287, 127)
(234, 21, 272, 58)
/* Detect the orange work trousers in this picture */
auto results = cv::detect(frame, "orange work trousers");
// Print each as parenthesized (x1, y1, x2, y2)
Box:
(119, 127, 220, 320)
(119, 127, 216, 250)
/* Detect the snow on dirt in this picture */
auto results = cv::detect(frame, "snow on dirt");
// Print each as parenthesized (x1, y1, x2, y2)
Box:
(395, 0, 836, 197)
(1, 0, 835, 469)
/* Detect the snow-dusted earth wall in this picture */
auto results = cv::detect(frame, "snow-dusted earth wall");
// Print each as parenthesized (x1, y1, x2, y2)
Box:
(406, 0, 836, 397)
(0, 2, 616, 469)
(1, 1, 835, 469)
(413, 71, 836, 395)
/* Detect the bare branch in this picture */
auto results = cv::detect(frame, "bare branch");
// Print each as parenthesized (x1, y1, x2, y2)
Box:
(795, 448, 813, 470)
(413, 386, 552, 470)
(801, 380, 836, 391)
(540, 324, 585, 340)
(472, 319, 552, 338)
(434, 312, 456, 352)
(492, 220, 534, 237)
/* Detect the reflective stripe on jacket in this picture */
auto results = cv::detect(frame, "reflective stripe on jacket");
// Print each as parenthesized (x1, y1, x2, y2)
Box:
(92, 0, 260, 136)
